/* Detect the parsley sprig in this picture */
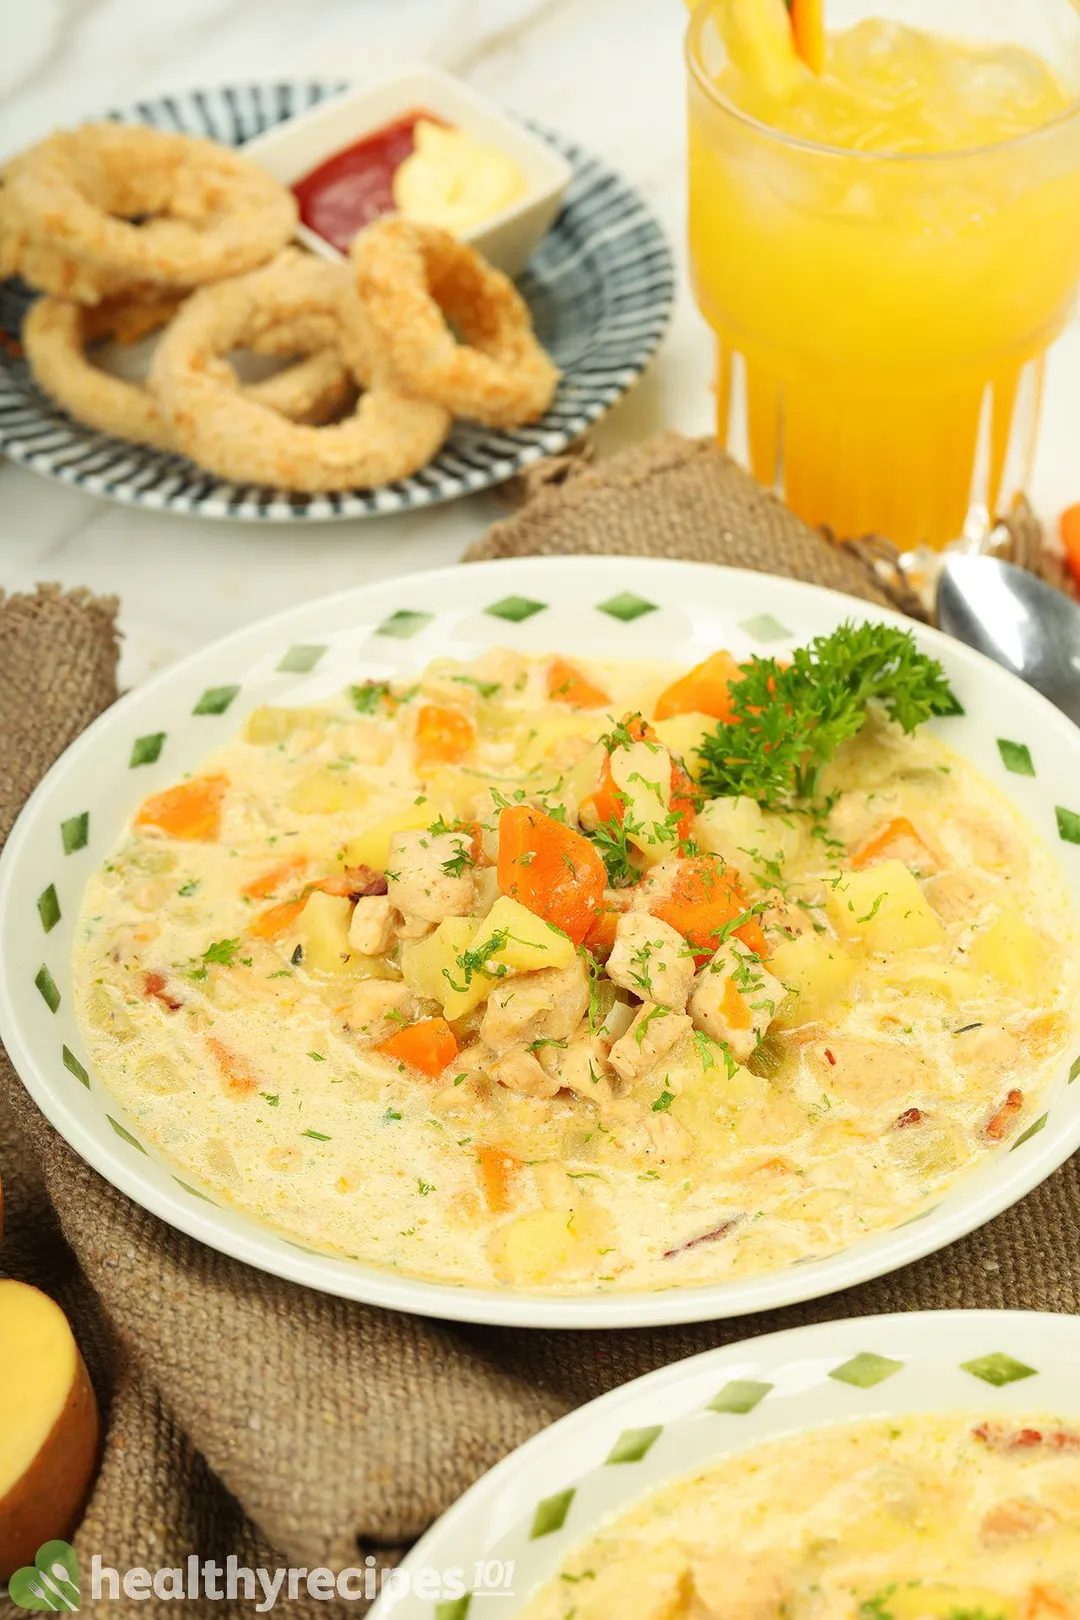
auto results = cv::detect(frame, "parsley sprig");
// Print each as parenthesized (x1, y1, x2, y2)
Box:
(696, 623, 958, 815)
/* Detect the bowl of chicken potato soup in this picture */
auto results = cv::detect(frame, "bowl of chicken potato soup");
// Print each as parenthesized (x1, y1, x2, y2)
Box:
(3, 559, 1080, 1327)
(374, 1311, 1080, 1618)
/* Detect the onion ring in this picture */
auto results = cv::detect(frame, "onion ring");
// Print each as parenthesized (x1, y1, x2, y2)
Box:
(24, 289, 354, 451)
(3, 124, 296, 288)
(149, 251, 451, 490)
(0, 179, 148, 305)
(349, 218, 559, 428)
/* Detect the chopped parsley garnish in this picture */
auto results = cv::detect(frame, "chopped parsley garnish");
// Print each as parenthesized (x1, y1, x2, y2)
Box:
(384, 1107, 403, 1121)
(697, 622, 958, 815)
(652, 1090, 675, 1112)
(188, 937, 241, 979)
(587, 804, 641, 888)
(451, 674, 501, 699)
(302, 1129, 331, 1142)
(177, 879, 199, 897)
(445, 928, 515, 992)
(349, 680, 392, 714)
(417, 1179, 435, 1196)
(260, 1092, 280, 1107)
(307, 1050, 326, 1062)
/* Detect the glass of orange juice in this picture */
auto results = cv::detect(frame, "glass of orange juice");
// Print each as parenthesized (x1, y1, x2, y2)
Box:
(687, 0, 1080, 550)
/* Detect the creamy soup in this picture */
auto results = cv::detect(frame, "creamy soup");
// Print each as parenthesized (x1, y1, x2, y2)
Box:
(518, 1414, 1080, 1619)
(73, 630, 1078, 1292)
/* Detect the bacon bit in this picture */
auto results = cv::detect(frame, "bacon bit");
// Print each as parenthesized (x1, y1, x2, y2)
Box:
(973, 1420, 1080, 1453)
(206, 1036, 259, 1098)
(664, 1216, 741, 1259)
(894, 1107, 923, 1129)
(341, 864, 390, 898)
(823, 1047, 836, 1066)
(986, 1088, 1024, 1141)
(142, 970, 182, 1012)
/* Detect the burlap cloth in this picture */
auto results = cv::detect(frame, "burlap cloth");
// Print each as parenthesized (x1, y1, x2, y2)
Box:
(2, 435, 1077, 1616)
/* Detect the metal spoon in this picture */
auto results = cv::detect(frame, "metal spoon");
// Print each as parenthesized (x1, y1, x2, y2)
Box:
(936, 554, 1080, 727)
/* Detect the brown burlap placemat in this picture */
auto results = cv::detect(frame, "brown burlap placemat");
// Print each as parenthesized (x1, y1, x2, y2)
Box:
(2, 437, 1078, 1616)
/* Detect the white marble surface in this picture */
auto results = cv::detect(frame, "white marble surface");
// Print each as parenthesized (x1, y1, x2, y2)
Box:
(2, 0, 1078, 687)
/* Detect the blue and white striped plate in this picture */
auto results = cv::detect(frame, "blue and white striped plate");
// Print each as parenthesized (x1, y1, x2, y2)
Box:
(0, 83, 675, 522)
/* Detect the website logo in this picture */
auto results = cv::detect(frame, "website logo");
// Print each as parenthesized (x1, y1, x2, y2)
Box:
(8, 1541, 80, 1611)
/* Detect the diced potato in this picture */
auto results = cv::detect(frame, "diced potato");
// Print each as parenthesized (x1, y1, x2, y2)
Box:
(879, 957, 985, 1004)
(295, 891, 356, 974)
(489, 1203, 615, 1285)
(517, 712, 601, 773)
(695, 795, 805, 882)
(610, 739, 672, 866)
(968, 908, 1046, 997)
(400, 917, 475, 1006)
(826, 860, 945, 954)
(244, 705, 330, 746)
(652, 712, 714, 779)
(86, 984, 135, 1042)
(670, 1065, 766, 1155)
(770, 934, 855, 1025)
(286, 771, 369, 815)
(441, 896, 577, 1022)
(339, 803, 433, 872)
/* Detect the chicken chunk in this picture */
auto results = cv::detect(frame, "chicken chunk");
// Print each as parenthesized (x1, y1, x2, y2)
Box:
(556, 1548, 693, 1620)
(347, 894, 399, 956)
(609, 1002, 693, 1084)
(806, 1036, 929, 1110)
(385, 829, 475, 925)
(490, 1045, 561, 1099)
(480, 959, 590, 1054)
(688, 941, 783, 1063)
(759, 888, 814, 943)
(555, 1033, 615, 1104)
(607, 912, 695, 1010)
(342, 979, 414, 1044)
(602, 1097, 694, 1162)
(689, 1553, 789, 1620)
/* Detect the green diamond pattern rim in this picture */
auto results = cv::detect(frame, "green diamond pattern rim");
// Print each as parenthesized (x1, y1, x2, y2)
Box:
(530, 1487, 575, 1539)
(435, 1598, 471, 1620)
(34, 965, 60, 1013)
(486, 595, 547, 624)
(707, 1378, 773, 1414)
(62, 1044, 90, 1088)
(997, 738, 1035, 777)
(962, 1351, 1037, 1386)
(596, 591, 656, 623)
(61, 811, 89, 854)
(1070, 1054, 1080, 1084)
(173, 1177, 217, 1204)
(106, 1115, 147, 1153)
(1056, 806, 1080, 845)
(829, 1352, 903, 1388)
(606, 1425, 663, 1464)
(740, 612, 791, 642)
(1011, 1112, 1048, 1150)
(277, 643, 326, 673)
(376, 609, 434, 639)
(129, 731, 166, 767)
(193, 684, 240, 716)
(37, 883, 61, 933)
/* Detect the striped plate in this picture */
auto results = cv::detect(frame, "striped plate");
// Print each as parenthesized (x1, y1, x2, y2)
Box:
(0, 83, 674, 522)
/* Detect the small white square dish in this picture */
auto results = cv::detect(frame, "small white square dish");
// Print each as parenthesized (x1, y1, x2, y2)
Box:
(243, 64, 573, 279)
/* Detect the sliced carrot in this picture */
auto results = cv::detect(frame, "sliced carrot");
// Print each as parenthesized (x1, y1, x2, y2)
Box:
(790, 0, 825, 72)
(1024, 1586, 1074, 1620)
(547, 656, 610, 709)
(647, 854, 767, 963)
(206, 1035, 258, 1098)
(377, 1016, 458, 1078)
(135, 773, 227, 842)
(721, 977, 753, 1030)
(248, 893, 309, 940)
(415, 704, 474, 767)
(851, 816, 934, 871)
(654, 650, 743, 723)
(477, 1146, 522, 1214)
(1060, 503, 1080, 590)
(497, 804, 606, 946)
(585, 905, 621, 955)
(241, 854, 309, 899)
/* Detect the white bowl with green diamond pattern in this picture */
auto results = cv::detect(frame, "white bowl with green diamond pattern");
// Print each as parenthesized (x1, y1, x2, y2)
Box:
(368, 1309, 1080, 1618)
(2, 558, 1080, 1329)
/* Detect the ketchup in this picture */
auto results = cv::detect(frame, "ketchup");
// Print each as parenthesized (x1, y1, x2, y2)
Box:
(292, 109, 443, 254)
